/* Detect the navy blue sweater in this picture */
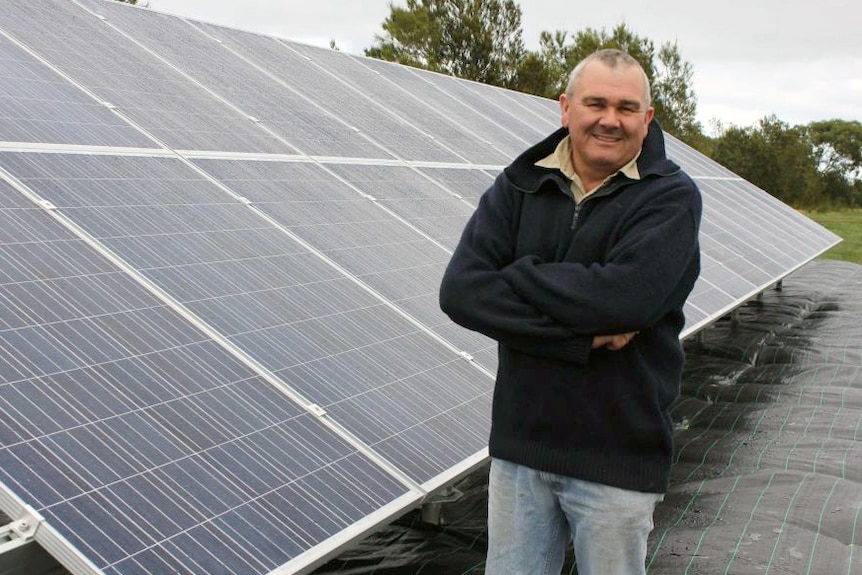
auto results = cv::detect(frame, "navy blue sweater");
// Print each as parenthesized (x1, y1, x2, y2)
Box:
(439, 122, 702, 493)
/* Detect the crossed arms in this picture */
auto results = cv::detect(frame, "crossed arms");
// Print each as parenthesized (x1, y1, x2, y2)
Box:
(439, 176, 699, 364)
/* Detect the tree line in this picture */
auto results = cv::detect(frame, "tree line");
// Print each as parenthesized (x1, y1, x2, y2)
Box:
(363, 0, 862, 210)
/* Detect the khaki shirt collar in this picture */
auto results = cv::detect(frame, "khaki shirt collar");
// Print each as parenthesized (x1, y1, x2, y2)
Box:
(535, 135, 641, 203)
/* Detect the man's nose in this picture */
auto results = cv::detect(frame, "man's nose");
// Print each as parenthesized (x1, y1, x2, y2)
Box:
(598, 107, 620, 126)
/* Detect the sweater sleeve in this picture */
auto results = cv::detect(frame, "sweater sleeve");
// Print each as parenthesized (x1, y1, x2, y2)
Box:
(439, 175, 592, 364)
(496, 333, 592, 364)
(500, 177, 701, 334)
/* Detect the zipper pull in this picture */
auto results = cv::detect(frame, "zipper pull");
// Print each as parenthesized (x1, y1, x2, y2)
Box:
(571, 203, 581, 230)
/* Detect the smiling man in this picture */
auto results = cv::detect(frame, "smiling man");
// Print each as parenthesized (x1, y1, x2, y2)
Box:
(562, 52, 654, 191)
(439, 49, 702, 575)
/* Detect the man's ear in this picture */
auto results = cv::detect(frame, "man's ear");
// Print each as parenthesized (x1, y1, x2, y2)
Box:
(559, 93, 570, 128)
(644, 106, 655, 125)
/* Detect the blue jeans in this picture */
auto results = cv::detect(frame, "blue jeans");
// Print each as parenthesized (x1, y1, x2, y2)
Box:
(486, 458, 663, 575)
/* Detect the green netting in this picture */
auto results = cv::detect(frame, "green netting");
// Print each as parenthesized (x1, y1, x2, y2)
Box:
(650, 259, 862, 575)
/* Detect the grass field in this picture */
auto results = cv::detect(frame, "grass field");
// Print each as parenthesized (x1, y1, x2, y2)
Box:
(807, 209, 862, 264)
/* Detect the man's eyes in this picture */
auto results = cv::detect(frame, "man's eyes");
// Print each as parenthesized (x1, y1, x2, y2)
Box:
(584, 102, 640, 114)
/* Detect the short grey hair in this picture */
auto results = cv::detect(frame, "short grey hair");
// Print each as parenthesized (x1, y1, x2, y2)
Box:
(565, 48, 651, 108)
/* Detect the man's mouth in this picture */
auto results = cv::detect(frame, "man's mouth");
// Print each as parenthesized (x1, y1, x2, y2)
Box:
(593, 132, 622, 143)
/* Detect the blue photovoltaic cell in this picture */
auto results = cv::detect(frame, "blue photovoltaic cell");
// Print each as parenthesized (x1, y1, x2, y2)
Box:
(191, 159, 454, 303)
(356, 56, 535, 162)
(0, 177, 411, 575)
(483, 87, 562, 135)
(77, 0, 395, 161)
(409, 166, 502, 369)
(287, 41, 515, 166)
(0, 151, 493, 488)
(191, 158, 498, 373)
(187, 158, 498, 474)
(323, 163, 478, 248)
(396, 63, 551, 145)
(319, 162, 501, 367)
(0, 0, 293, 154)
(0, 33, 154, 148)
(110, 7, 453, 163)
(193, 23, 458, 163)
(215, 38, 464, 163)
(417, 166, 499, 198)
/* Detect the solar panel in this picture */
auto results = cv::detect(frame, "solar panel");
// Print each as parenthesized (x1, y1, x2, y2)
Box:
(661, 133, 840, 333)
(188, 157, 497, 373)
(0, 0, 294, 154)
(0, 32, 154, 149)
(0, 176, 417, 575)
(0, 0, 841, 574)
(285, 42, 515, 166)
(186, 22, 457, 163)
(0, 150, 492, 487)
(357, 56, 538, 162)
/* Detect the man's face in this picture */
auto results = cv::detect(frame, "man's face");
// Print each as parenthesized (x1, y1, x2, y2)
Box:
(560, 61, 655, 181)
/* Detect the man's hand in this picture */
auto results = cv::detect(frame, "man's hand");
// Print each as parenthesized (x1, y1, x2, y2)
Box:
(591, 332, 638, 351)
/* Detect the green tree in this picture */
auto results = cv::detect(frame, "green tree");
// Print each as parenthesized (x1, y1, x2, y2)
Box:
(816, 169, 859, 207)
(652, 42, 700, 140)
(712, 115, 823, 207)
(512, 30, 568, 98)
(366, 0, 525, 88)
(807, 119, 862, 181)
(806, 119, 862, 207)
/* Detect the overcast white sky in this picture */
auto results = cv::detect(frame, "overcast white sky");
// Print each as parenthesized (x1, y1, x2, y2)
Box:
(145, 0, 861, 133)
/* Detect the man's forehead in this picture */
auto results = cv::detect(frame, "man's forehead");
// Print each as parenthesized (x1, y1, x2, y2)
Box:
(574, 62, 648, 101)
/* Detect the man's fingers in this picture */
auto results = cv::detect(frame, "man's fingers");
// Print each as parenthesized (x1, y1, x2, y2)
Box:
(591, 335, 612, 349)
(594, 331, 638, 351)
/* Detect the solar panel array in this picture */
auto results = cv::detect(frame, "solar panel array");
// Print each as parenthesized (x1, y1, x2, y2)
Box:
(0, 1, 841, 574)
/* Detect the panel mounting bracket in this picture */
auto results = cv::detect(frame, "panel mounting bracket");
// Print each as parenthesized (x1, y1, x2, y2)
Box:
(307, 403, 327, 417)
(420, 486, 464, 525)
(9, 513, 38, 540)
(0, 508, 59, 575)
(0, 507, 40, 549)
